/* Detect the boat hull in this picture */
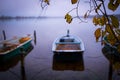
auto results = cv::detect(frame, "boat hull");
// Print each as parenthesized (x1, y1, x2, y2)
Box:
(0, 36, 32, 62)
(0, 43, 33, 71)
(52, 35, 85, 53)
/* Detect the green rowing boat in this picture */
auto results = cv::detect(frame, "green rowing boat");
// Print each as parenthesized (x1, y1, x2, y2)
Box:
(0, 35, 32, 62)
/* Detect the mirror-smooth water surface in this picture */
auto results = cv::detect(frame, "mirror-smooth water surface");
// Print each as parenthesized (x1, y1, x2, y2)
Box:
(0, 18, 120, 80)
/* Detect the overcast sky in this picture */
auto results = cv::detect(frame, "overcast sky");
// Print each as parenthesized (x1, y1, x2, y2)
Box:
(0, 0, 119, 17)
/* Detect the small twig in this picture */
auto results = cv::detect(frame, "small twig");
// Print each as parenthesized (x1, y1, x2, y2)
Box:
(67, 7, 77, 14)
(76, 0, 87, 22)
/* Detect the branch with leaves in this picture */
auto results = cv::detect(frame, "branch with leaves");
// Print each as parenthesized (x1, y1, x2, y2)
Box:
(39, 0, 50, 9)
(64, 0, 120, 53)
(39, 0, 120, 53)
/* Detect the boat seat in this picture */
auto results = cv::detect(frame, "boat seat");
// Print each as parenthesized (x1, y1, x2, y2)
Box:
(60, 38, 74, 42)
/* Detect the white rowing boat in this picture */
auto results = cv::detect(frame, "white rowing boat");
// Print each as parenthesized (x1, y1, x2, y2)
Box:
(52, 30, 85, 53)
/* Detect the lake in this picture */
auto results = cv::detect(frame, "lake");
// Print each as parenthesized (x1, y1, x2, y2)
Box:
(0, 18, 120, 80)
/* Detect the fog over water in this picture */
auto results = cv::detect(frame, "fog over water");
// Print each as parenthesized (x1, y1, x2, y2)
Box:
(0, 18, 119, 80)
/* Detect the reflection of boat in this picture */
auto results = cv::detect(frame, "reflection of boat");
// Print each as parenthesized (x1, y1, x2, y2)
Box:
(52, 53, 84, 71)
(0, 35, 32, 62)
(0, 43, 33, 71)
(52, 30, 85, 53)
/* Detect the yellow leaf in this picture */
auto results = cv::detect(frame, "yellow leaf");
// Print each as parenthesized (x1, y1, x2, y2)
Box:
(101, 16, 107, 25)
(105, 24, 113, 33)
(65, 14, 73, 24)
(93, 16, 99, 26)
(108, 1, 119, 11)
(71, 0, 78, 4)
(44, 0, 49, 5)
(115, 29, 120, 35)
(94, 28, 101, 42)
(98, 17, 103, 26)
(106, 33, 116, 45)
(110, 15, 119, 28)
(102, 30, 106, 38)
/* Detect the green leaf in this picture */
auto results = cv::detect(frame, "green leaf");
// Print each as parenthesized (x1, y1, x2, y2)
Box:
(110, 15, 119, 28)
(94, 28, 101, 42)
(65, 14, 73, 24)
(71, 0, 78, 4)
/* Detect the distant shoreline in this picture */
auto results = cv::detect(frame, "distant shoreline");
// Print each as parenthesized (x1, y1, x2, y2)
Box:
(0, 14, 120, 20)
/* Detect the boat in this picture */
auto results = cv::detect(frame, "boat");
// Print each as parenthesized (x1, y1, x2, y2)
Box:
(52, 30, 85, 53)
(0, 43, 33, 71)
(0, 35, 32, 62)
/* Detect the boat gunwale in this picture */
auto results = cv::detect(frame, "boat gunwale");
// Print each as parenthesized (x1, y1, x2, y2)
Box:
(0, 37, 32, 55)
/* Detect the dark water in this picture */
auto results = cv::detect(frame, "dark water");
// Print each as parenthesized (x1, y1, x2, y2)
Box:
(0, 18, 120, 80)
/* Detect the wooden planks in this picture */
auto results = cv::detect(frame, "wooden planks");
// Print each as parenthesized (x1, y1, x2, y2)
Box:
(56, 44, 80, 50)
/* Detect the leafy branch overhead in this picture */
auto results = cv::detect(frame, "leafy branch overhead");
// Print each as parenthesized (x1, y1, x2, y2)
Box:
(39, 0, 120, 53)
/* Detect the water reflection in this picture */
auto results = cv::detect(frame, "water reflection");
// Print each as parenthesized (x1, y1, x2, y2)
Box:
(52, 53, 84, 71)
(20, 54, 26, 80)
(102, 45, 120, 80)
(0, 18, 114, 80)
(0, 43, 34, 80)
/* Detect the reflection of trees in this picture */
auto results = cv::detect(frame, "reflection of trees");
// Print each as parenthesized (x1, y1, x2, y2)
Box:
(102, 45, 120, 80)
(0, 43, 34, 80)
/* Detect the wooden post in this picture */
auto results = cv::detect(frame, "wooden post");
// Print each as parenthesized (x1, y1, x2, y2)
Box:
(2, 30, 6, 40)
(34, 30, 36, 45)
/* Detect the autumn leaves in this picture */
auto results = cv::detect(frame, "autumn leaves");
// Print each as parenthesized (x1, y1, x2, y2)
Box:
(64, 0, 78, 24)
(93, 15, 120, 44)
(65, 14, 73, 24)
(41, 0, 120, 53)
(108, 0, 120, 11)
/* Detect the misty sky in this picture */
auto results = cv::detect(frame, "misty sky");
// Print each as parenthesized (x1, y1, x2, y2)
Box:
(0, 0, 120, 17)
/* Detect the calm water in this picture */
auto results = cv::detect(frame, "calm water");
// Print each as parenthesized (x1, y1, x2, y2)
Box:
(0, 18, 120, 80)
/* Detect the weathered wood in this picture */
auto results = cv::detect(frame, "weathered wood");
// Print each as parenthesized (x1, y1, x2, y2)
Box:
(56, 44, 80, 50)
(34, 30, 36, 45)
(2, 30, 6, 40)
